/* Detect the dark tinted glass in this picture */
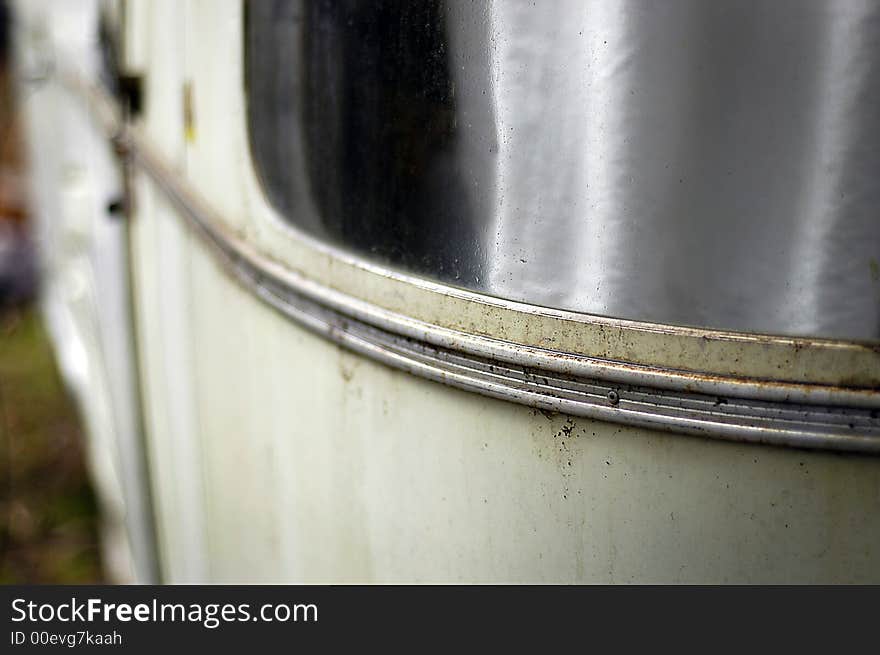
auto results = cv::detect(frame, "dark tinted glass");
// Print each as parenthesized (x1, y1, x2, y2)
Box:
(246, 0, 484, 285)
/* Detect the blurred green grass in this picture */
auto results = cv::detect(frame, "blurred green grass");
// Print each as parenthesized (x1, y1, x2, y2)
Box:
(0, 305, 104, 583)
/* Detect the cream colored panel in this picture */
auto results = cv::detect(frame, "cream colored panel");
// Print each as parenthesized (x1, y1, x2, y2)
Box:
(127, 1, 207, 582)
(183, 0, 250, 231)
(122, 0, 149, 74)
(179, 250, 880, 583)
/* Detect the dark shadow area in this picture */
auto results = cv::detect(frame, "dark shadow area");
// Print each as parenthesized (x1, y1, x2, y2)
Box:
(246, 0, 486, 286)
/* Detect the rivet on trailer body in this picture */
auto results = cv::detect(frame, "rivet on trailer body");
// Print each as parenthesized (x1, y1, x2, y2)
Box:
(607, 390, 620, 405)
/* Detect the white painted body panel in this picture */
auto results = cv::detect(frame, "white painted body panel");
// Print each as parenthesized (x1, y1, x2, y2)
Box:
(154, 279, 880, 583)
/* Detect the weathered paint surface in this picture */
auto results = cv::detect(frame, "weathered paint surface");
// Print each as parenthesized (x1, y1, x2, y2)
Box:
(138, 245, 880, 583)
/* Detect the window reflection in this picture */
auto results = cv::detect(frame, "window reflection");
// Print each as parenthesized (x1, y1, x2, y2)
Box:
(246, 1, 880, 340)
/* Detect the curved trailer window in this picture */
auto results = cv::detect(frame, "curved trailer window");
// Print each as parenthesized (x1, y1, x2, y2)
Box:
(245, 0, 880, 341)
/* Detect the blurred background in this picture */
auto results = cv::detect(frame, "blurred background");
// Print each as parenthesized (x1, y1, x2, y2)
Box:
(0, 0, 104, 584)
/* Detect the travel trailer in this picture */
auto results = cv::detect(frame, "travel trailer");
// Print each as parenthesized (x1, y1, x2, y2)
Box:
(14, 0, 880, 583)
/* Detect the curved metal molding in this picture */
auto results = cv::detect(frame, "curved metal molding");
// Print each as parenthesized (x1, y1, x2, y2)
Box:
(71, 75, 880, 453)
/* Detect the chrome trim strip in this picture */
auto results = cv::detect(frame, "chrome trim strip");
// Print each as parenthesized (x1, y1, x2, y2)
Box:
(72, 75, 880, 453)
